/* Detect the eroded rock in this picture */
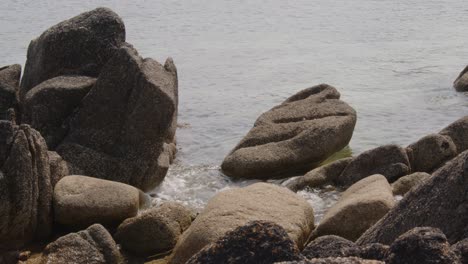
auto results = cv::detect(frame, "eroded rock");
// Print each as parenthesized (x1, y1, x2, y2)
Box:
(406, 133, 456, 173)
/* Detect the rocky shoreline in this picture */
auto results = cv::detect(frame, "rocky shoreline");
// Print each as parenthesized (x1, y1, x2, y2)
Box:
(1, 7, 468, 264)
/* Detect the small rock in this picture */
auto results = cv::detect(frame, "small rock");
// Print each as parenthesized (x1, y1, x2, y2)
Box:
(454, 65, 468, 92)
(0, 64, 21, 120)
(386, 227, 460, 264)
(186, 221, 303, 264)
(391, 172, 430, 195)
(54, 175, 141, 228)
(439, 116, 468, 153)
(115, 202, 193, 256)
(312, 175, 395, 241)
(40, 224, 122, 264)
(302, 235, 360, 259)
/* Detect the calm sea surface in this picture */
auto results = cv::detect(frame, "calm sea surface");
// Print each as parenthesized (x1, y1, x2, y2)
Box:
(1, 0, 467, 222)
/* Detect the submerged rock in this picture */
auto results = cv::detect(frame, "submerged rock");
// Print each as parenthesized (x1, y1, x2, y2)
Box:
(302, 235, 359, 259)
(391, 172, 430, 196)
(20, 7, 125, 98)
(312, 175, 395, 241)
(186, 221, 303, 264)
(0, 64, 21, 120)
(454, 65, 468, 92)
(357, 150, 468, 245)
(40, 224, 122, 264)
(115, 202, 193, 256)
(56, 45, 178, 191)
(0, 122, 52, 250)
(54, 175, 141, 228)
(222, 84, 356, 179)
(169, 183, 315, 264)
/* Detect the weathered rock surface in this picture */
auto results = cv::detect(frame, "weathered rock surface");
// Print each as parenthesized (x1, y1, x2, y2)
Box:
(336, 145, 410, 186)
(313, 175, 395, 241)
(169, 183, 315, 264)
(439, 116, 468, 154)
(20, 8, 125, 98)
(222, 84, 356, 179)
(284, 158, 353, 192)
(386, 227, 460, 264)
(358, 243, 389, 261)
(0, 64, 21, 120)
(186, 221, 303, 264)
(54, 175, 141, 228)
(406, 133, 456, 173)
(454, 65, 468, 92)
(23, 76, 96, 148)
(357, 150, 468, 245)
(302, 235, 359, 259)
(47, 151, 70, 187)
(56, 45, 178, 191)
(391, 172, 430, 196)
(0, 122, 52, 250)
(115, 202, 193, 256)
(40, 224, 122, 264)
(452, 239, 468, 264)
(276, 258, 384, 264)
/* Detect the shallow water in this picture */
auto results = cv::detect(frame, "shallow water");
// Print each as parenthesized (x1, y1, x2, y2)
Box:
(1, 0, 468, 222)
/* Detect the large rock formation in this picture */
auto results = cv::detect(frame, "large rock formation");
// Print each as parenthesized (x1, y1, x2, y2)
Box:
(54, 175, 141, 228)
(39, 224, 122, 264)
(186, 221, 303, 264)
(115, 202, 193, 256)
(23, 76, 96, 148)
(312, 175, 395, 241)
(454, 65, 468, 92)
(222, 84, 356, 179)
(0, 64, 21, 120)
(0, 122, 52, 250)
(20, 7, 125, 99)
(169, 183, 315, 264)
(56, 44, 178, 191)
(357, 150, 468, 245)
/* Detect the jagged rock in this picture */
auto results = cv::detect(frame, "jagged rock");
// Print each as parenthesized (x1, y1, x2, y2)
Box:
(0, 64, 21, 120)
(406, 133, 456, 173)
(40, 224, 122, 264)
(284, 158, 353, 192)
(386, 227, 460, 264)
(357, 150, 468, 245)
(439, 116, 468, 154)
(47, 151, 70, 187)
(312, 175, 395, 241)
(186, 221, 303, 264)
(54, 175, 141, 228)
(0, 122, 52, 250)
(302, 236, 360, 259)
(452, 239, 468, 264)
(115, 202, 193, 256)
(20, 8, 125, 99)
(168, 183, 315, 264)
(454, 65, 468, 92)
(222, 84, 356, 179)
(56, 45, 178, 191)
(23, 76, 96, 148)
(391, 172, 430, 196)
(336, 145, 410, 186)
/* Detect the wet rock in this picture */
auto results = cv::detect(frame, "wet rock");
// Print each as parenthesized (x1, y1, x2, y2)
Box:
(54, 175, 141, 228)
(222, 84, 356, 179)
(452, 239, 468, 264)
(406, 133, 457, 173)
(115, 202, 193, 256)
(454, 65, 468, 92)
(186, 221, 303, 264)
(302, 235, 360, 259)
(386, 227, 460, 264)
(391, 172, 430, 196)
(336, 145, 410, 186)
(40, 224, 122, 264)
(56, 45, 178, 191)
(357, 150, 468, 245)
(312, 175, 395, 241)
(439, 116, 468, 153)
(169, 183, 315, 264)
(47, 151, 70, 187)
(284, 158, 353, 192)
(0, 64, 21, 120)
(23, 76, 96, 148)
(0, 122, 52, 250)
(20, 8, 125, 98)
(358, 243, 389, 261)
